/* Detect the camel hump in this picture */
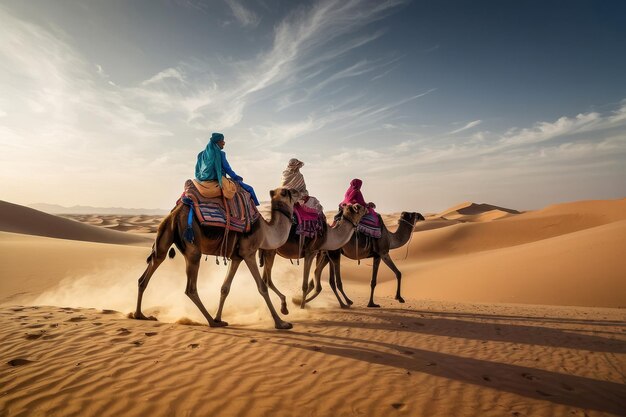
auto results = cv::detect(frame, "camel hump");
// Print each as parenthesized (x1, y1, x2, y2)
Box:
(168, 247, 176, 259)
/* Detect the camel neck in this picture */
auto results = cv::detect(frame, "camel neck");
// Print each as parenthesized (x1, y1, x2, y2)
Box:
(320, 217, 356, 250)
(259, 202, 293, 250)
(388, 218, 414, 249)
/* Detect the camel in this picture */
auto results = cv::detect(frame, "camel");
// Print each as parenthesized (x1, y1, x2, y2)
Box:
(309, 211, 424, 308)
(132, 188, 298, 329)
(259, 203, 367, 313)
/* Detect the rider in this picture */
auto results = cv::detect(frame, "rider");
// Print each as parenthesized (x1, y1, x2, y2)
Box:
(280, 158, 323, 212)
(195, 132, 259, 206)
(335, 178, 377, 222)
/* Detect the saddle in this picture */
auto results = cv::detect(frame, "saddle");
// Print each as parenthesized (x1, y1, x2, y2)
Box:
(293, 200, 324, 238)
(356, 211, 382, 239)
(334, 206, 382, 239)
(179, 179, 260, 233)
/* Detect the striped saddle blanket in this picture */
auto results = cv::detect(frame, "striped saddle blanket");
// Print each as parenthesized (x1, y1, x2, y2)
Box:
(357, 211, 382, 239)
(180, 179, 260, 233)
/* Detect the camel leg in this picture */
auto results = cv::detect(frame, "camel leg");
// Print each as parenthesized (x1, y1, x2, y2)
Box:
(214, 256, 243, 324)
(304, 252, 325, 304)
(335, 262, 353, 306)
(327, 252, 349, 309)
(367, 256, 382, 308)
(134, 255, 165, 320)
(299, 253, 315, 309)
(381, 253, 404, 303)
(243, 255, 292, 330)
(184, 251, 224, 328)
(261, 250, 289, 315)
(134, 224, 174, 320)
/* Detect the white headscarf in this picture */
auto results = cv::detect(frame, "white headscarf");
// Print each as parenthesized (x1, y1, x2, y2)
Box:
(280, 158, 308, 197)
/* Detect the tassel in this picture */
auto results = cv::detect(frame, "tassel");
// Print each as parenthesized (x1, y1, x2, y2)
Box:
(205, 256, 208, 261)
(216, 257, 220, 265)
(183, 199, 195, 243)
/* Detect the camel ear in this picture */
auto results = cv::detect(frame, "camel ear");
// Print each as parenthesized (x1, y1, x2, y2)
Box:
(286, 189, 293, 202)
(270, 189, 276, 198)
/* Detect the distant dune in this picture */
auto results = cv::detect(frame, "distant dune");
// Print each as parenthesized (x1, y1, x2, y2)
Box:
(337, 198, 626, 308)
(0, 201, 152, 246)
(29, 203, 169, 216)
(431, 201, 520, 222)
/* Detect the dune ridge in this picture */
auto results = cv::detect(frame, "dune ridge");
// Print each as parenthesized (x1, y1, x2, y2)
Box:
(0, 200, 151, 246)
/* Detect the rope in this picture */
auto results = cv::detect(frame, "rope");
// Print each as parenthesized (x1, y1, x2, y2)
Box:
(399, 217, 417, 260)
(220, 193, 231, 265)
(355, 228, 360, 265)
(297, 233, 304, 266)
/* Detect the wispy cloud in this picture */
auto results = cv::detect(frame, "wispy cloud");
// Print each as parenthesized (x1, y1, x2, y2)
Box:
(224, 0, 260, 27)
(449, 119, 482, 134)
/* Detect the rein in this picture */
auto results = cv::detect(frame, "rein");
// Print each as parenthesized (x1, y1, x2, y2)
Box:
(399, 217, 417, 260)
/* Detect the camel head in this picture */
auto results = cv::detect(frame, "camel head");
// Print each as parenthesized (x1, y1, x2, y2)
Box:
(269, 187, 298, 215)
(340, 203, 368, 226)
(399, 211, 425, 228)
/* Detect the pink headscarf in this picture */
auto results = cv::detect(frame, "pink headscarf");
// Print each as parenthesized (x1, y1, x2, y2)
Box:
(340, 178, 367, 207)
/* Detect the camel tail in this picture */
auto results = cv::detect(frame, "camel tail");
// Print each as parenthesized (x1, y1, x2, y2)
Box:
(258, 249, 265, 267)
(168, 247, 176, 258)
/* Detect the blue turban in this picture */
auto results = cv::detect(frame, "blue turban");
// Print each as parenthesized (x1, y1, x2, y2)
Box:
(210, 132, 224, 143)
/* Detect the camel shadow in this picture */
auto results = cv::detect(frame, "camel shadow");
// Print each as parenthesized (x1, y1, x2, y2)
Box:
(225, 324, 626, 415)
(307, 308, 626, 354)
(211, 304, 626, 414)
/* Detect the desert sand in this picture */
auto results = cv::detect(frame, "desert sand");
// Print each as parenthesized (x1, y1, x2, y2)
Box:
(1, 198, 625, 417)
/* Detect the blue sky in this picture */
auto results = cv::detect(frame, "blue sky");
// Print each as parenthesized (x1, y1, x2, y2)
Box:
(1, 0, 625, 212)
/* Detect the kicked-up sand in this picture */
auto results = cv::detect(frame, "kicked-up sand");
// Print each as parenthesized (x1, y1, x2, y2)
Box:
(0, 198, 625, 417)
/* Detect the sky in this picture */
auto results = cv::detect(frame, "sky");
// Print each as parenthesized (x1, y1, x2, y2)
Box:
(1, 0, 625, 213)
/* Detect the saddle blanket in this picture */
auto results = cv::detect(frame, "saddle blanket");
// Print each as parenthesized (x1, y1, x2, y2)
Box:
(357, 210, 382, 239)
(180, 179, 260, 233)
(293, 201, 324, 238)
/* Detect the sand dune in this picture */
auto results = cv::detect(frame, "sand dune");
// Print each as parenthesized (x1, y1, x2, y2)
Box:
(1, 198, 625, 417)
(0, 201, 152, 246)
(1, 303, 624, 417)
(434, 201, 520, 222)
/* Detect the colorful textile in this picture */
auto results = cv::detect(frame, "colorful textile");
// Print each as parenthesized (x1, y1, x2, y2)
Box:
(357, 211, 382, 238)
(180, 179, 260, 233)
(333, 204, 382, 238)
(293, 202, 324, 238)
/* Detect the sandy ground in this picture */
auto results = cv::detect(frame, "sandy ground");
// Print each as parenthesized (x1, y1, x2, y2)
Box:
(0, 198, 625, 417)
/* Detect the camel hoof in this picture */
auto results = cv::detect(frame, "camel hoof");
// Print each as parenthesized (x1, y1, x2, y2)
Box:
(346, 299, 354, 306)
(340, 304, 350, 309)
(367, 303, 381, 308)
(210, 320, 228, 328)
(130, 312, 157, 321)
(281, 305, 290, 315)
(275, 321, 293, 330)
(396, 296, 405, 303)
